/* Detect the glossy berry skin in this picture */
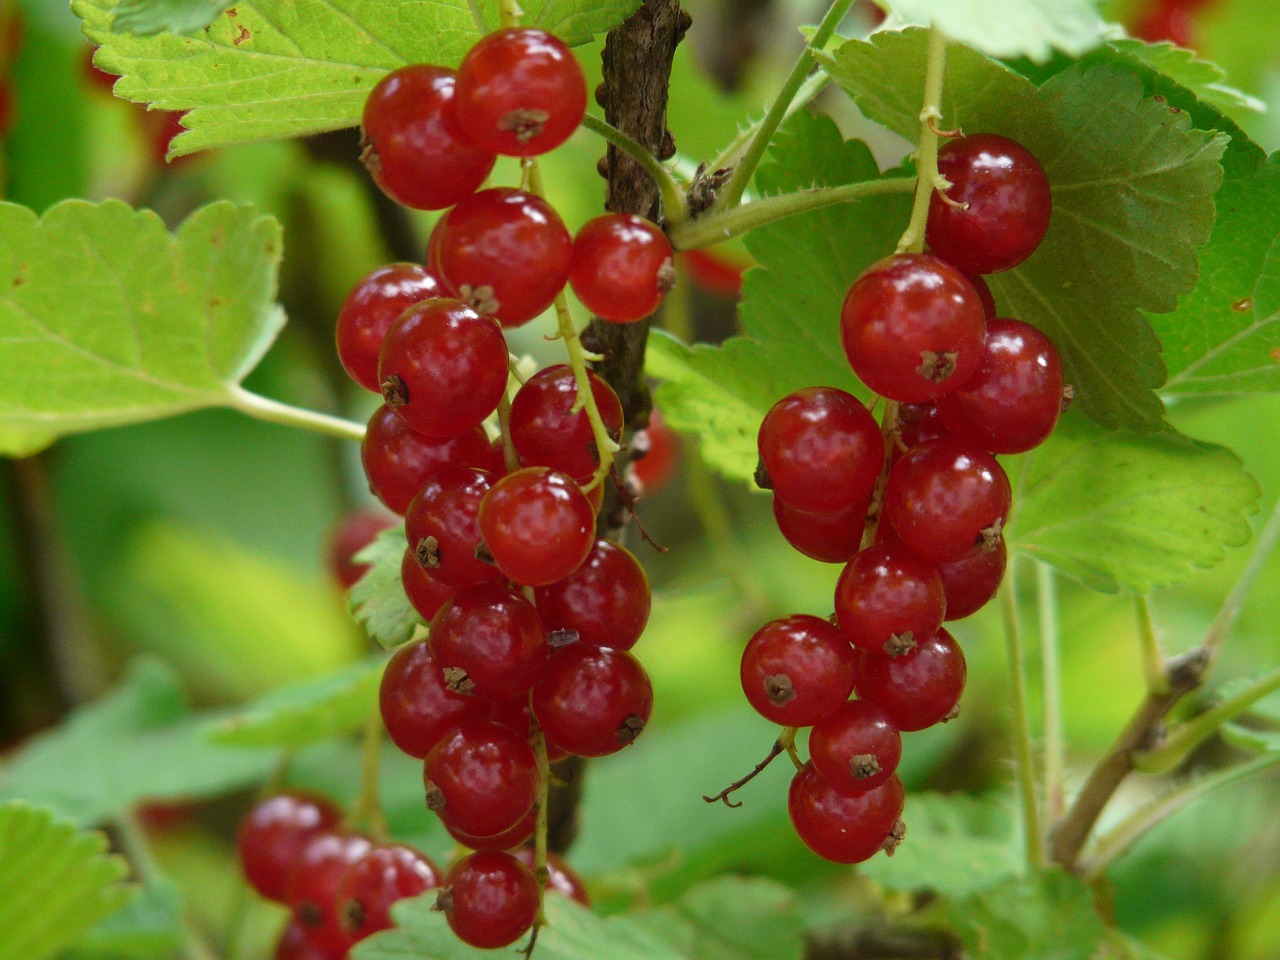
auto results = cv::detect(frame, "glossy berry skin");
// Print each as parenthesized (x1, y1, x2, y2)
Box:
(532, 644, 653, 757)
(937, 318, 1064, 454)
(326, 510, 395, 590)
(362, 405, 491, 515)
(512, 848, 590, 905)
(927, 134, 1052, 275)
(436, 188, 573, 326)
(444, 804, 537, 852)
(360, 64, 496, 210)
(757, 387, 883, 514)
(629, 410, 680, 495)
(569, 214, 675, 322)
(857, 628, 967, 731)
(1134, 3, 1196, 47)
(454, 28, 586, 157)
(895, 401, 949, 453)
(424, 721, 539, 839)
(788, 764, 905, 864)
(336, 264, 444, 393)
(478, 467, 596, 587)
(810, 700, 902, 794)
(274, 922, 334, 960)
(740, 615, 858, 726)
(840, 254, 987, 402)
(287, 832, 373, 954)
(967, 272, 998, 319)
(534, 538, 650, 650)
(438, 851, 539, 949)
(771, 497, 865, 564)
(429, 585, 548, 702)
(937, 538, 1007, 621)
(379, 638, 490, 759)
(238, 792, 343, 903)
(404, 467, 504, 589)
(834, 543, 946, 657)
(509, 365, 624, 483)
(336, 845, 441, 942)
(883, 438, 1011, 563)
(399, 549, 456, 623)
(378, 299, 508, 438)
(489, 697, 571, 764)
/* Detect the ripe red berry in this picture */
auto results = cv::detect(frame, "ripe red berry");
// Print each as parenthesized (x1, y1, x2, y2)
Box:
(378, 298, 508, 438)
(883, 438, 1011, 563)
(147, 111, 195, 168)
(534, 538, 650, 650)
(274, 921, 333, 960)
(428, 585, 549, 702)
(489, 696, 571, 764)
(325, 509, 395, 590)
(379, 638, 490, 759)
(437, 851, 539, 949)
(771, 497, 866, 564)
(856, 628, 967, 731)
(840, 253, 987, 402)
(424, 721, 539, 839)
(894, 401, 949, 453)
(809, 700, 902, 794)
(788, 764, 905, 864)
(834, 543, 946, 657)
(512, 848, 590, 905)
(569, 214, 675, 322)
(238, 792, 343, 903)
(937, 538, 1007, 621)
(739, 615, 858, 726)
(454, 28, 587, 157)
(936, 318, 1064, 454)
(362, 405, 492, 516)
(360, 64, 496, 210)
(435, 188, 573, 326)
(336, 264, 444, 393)
(629, 410, 680, 496)
(967, 272, 998, 319)
(443, 805, 537, 852)
(927, 134, 1052, 275)
(404, 467, 504, 589)
(757, 387, 883, 514)
(509, 365, 624, 483)
(399, 550, 455, 623)
(478, 467, 596, 587)
(1134, 3, 1197, 47)
(532, 644, 653, 757)
(287, 832, 374, 954)
(336, 845, 441, 942)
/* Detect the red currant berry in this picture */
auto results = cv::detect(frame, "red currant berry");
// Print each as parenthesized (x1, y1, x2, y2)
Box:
(336, 845, 441, 942)
(788, 763, 905, 864)
(325, 509, 395, 590)
(287, 832, 373, 953)
(360, 64, 496, 210)
(362, 405, 491, 516)
(967, 272, 998, 319)
(834, 543, 946, 657)
(679, 248, 745, 297)
(238, 792, 343, 903)
(436, 188, 572, 326)
(379, 638, 490, 759)
(569, 214, 675, 322)
(444, 805, 537, 852)
(894, 401, 949, 453)
(534, 538, 650, 651)
(532, 644, 653, 757)
(936, 318, 1064, 454)
(740, 615, 858, 726)
(336, 264, 444, 393)
(840, 253, 987, 402)
(429, 585, 548, 702)
(378, 298, 508, 438)
(856, 628, 967, 731)
(809, 700, 902, 794)
(400, 550, 455, 623)
(454, 28, 587, 157)
(489, 697, 570, 764)
(1134, 3, 1197, 46)
(757, 387, 883, 514)
(274, 921, 334, 960)
(82, 47, 119, 95)
(512, 848, 590, 905)
(478, 467, 596, 587)
(424, 721, 539, 839)
(629, 410, 680, 496)
(0, 82, 13, 139)
(147, 110, 196, 168)
(404, 467, 504, 589)
(883, 438, 1011, 563)
(437, 851, 539, 949)
(509, 365, 624, 483)
(927, 134, 1052, 275)
(937, 538, 1007, 621)
(771, 497, 865, 565)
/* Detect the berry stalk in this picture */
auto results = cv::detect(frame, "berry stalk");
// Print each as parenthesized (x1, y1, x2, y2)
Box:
(1000, 567, 1046, 870)
(1038, 563, 1065, 821)
(580, 114, 689, 226)
(895, 24, 949, 255)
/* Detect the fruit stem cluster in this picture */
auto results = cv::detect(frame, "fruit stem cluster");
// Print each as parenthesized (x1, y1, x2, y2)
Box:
(896, 25, 949, 255)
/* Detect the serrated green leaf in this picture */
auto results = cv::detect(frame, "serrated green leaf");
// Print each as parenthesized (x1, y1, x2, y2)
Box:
(209, 658, 383, 747)
(0, 803, 134, 960)
(1106, 39, 1265, 118)
(1006, 414, 1260, 592)
(110, 0, 237, 35)
(630, 876, 805, 960)
(820, 29, 1229, 431)
(65, 879, 183, 959)
(877, 0, 1104, 62)
(76, 0, 637, 157)
(946, 870, 1108, 960)
(349, 525, 421, 650)
(0, 661, 277, 826)
(0, 200, 283, 444)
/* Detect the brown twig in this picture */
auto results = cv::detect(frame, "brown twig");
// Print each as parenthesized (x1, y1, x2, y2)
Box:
(703, 736, 787, 808)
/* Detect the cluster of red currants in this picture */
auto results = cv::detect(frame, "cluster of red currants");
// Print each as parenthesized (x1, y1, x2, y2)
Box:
(743, 133, 1064, 864)
(236, 790, 588, 959)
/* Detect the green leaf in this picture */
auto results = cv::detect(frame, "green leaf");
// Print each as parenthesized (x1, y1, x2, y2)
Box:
(946, 870, 1108, 960)
(0, 660, 277, 826)
(0, 200, 283, 450)
(110, 0, 237, 35)
(1105, 39, 1265, 118)
(208, 658, 383, 748)
(629, 876, 805, 960)
(877, 0, 1105, 62)
(820, 29, 1229, 431)
(349, 525, 421, 650)
(0, 803, 134, 960)
(1006, 414, 1260, 592)
(75, 0, 638, 157)
(0, 424, 55, 458)
(1221, 723, 1280, 754)
(65, 879, 183, 959)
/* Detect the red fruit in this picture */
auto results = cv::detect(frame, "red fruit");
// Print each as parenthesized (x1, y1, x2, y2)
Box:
(453, 28, 587, 157)
(404, 466, 504, 589)
(834, 543, 946, 657)
(1134, 4, 1197, 47)
(400, 550, 456, 623)
(788, 764, 905, 863)
(629, 410, 680, 495)
(771, 497, 865, 565)
(569, 213, 675, 323)
(238, 792, 343, 903)
(856, 628, 967, 731)
(534, 538, 650, 650)
(894, 401, 949, 453)
(360, 64, 496, 210)
(678, 248, 745, 297)
(379, 638, 490, 759)
(428, 585, 548, 702)
(274, 921, 334, 960)
(326, 510, 396, 590)
(147, 111, 196, 167)
(532, 644, 653, 758)
(937, 538, 1007, 621)
(424, 721, 539, 839)
(336, 845, 441, 942)
(438, 851, 539, 949)
(509, 365, 624, 483)
(489, 697, 570, 763)
(478, 467, 595, 587)
(82, 47, 119, 95)
(444, 805, 537, 852)
(287, 832, 374, 954)
(362, 405, 492, 515)
(336, 264, 444, 393)
(512, 848, 590, 905)
(809, 700, 902, 794)
(739, 615, 858, 726)
(0, 83, 13, 139)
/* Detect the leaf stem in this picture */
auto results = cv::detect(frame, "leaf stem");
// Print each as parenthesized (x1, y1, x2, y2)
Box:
(1038, 563, 1065, 821)
(348, 701, 389, 841)
(1000, 565, 1045, 870)
(499, 0, 523, 30)
(895, 25, 948, 254)
(228, 388, 365, 443)
(580, 114, 689, 226)
(710, 70, 831, 175)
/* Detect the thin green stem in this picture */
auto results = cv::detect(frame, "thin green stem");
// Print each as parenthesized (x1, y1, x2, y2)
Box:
(1135, 596, 1170, 695)
(528, 718, 552, 943)
(896, 25, 948, 254)
(1205, 494, 1280, 655)
(349, 701, 389, 840)
(1037, 563, 1065, 822)
(669, 177, 914, 251)
(497, 389, 521, 473)
(580, 114, 689, 226)
(1000, 565, 1045, 870)
(713, 0, 858, 211)
(228, 388, 365, 442)
(499, 0, 522, 29)
(710, 70, 831, 175)
(465, 0, 487, 33)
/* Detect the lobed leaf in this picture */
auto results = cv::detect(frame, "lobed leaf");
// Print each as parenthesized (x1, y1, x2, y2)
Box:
(945, 870, 1109, 960)
(349, 525, 422, 650)
(65, 880, 184, 960)
(1105, 39, 1266, 119)
(631, 876, 805, 960)
(877, 0, 1105, 62)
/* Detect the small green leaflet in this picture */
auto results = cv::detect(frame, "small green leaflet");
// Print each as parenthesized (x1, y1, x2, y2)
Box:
(876, 0, 1105, 62)
(945, 870, 1109, 960)
(1006, 414, 1259, 593)
(0, 200, 283, 455)
(65, 880, 183, 960)
(0, 803, 134, 960)
(349, 525, 422, 650)
(75, 0, 639, 156)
